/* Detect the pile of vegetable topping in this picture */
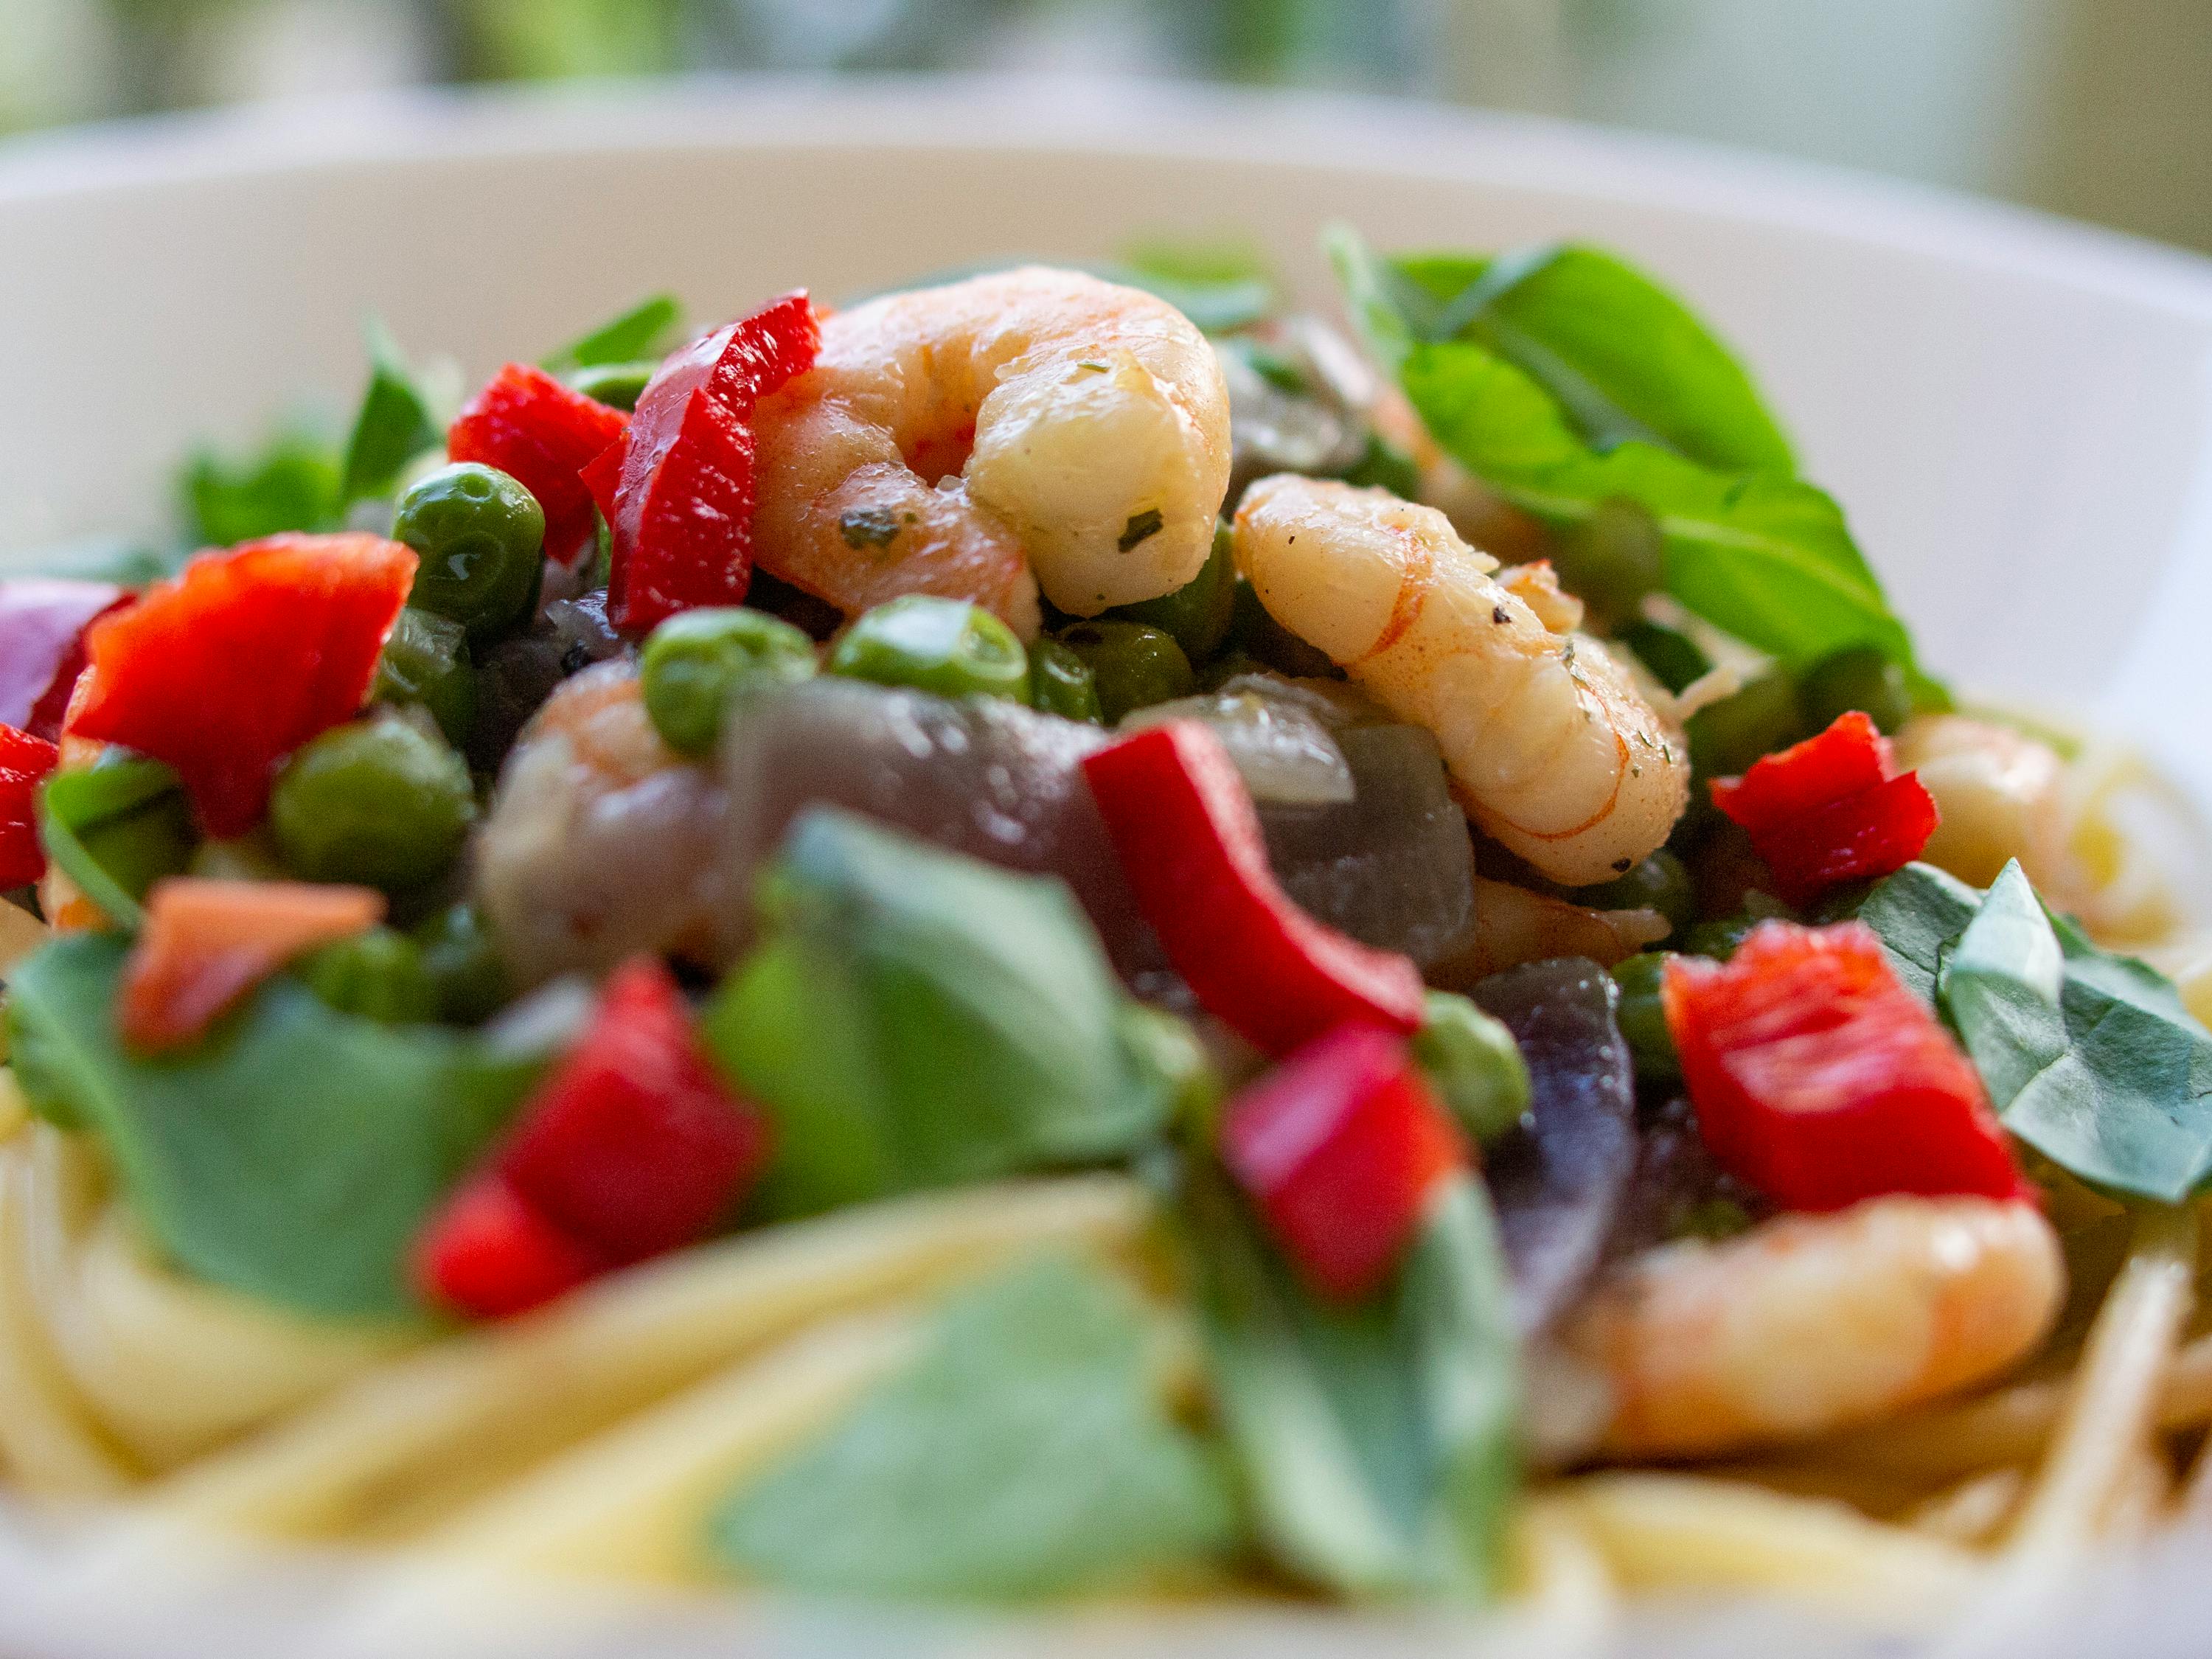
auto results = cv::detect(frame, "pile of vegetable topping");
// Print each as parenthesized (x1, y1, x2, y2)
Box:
(0, 232, 2205, 1615)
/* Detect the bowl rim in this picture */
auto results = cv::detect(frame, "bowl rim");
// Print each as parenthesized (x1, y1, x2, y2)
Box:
(4, 72, 2211, 319)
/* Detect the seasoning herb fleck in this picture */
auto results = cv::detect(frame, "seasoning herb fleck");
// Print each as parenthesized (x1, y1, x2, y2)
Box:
(839, 508, 902, 551)
(1118, 509, 1165, 553)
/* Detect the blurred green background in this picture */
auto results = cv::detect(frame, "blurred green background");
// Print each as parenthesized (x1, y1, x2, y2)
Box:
(4, 0, 2208, 254)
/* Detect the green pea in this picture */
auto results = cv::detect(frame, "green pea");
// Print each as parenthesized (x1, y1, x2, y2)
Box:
(299, 927, 436, 1024)
(189, 832, 285, 882)
(372, 607, 476, 748)
(1411, 990, 1531, 1144)
(77, 792, 195, 904)
(566, 359, 659, 412)
(269, 716, 478, 892)
(1028, 638, 1103, 723)
(1610, 953, 1680, 1084)
(394, 462, 546, 639)
(1555, 497, 1665, 622)
(1799, 645, 1912, 737)
(412, 902, 509, 1024)
(1577, 849, 1695, 936)
(1110, 520, 1237, 664)
(1054, 620, 1196, 724)
(829, 595, 1031, 704)
(1615, 619, 1712, 697)
(1226, 578, 1339, 681)
(641, 607, 818, 756)
(1678, 891, 1792, 961)
(1686, 669, 1804, 779)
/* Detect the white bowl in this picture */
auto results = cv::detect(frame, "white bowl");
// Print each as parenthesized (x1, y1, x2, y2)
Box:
(2, 80, 2211, 1658)
(6, 77, 2212, 807)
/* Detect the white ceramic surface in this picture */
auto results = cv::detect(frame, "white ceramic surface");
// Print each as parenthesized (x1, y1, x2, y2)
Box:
(2, 79, 2211, 1658)
(4, 77, 2212, 804)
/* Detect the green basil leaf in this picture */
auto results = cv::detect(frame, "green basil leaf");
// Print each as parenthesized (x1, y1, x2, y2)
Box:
(1108, 239, 1279, 334)
(1327, 228, 1942, 699)
(1938, 862, 2212, 1203)
(1863, 860, 2212, 1202)
(3, 933, 540, 1318)
(1387, 246, 1795, 473)
(340, 317, 442, 505)
(702, 810, 1173, 1220)
(36, 756, 194, 929)
(1941, 861, 2067, 1105)
(1848, 860, 1983, 1004)
(180, 420, 344, 547)
(709, 1254, 1237, 1599)
(1183, 1165, 1518, 1602)
(541, 293, 683, 372)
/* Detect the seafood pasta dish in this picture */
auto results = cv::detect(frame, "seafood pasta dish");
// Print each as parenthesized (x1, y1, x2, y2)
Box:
(0, 230, 2208, 1632)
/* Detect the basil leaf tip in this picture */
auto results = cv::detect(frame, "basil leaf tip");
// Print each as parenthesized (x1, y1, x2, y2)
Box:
(702, 809, 1175, 1220)
(708, 1253, 1237, 1600)
(1183, 1163, 1519, 1602)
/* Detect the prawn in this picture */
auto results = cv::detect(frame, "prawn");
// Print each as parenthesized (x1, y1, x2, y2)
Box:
(1892, 714, 2070, 893)
(1562, 1195, 2064, 1459)
(751, 267, 1231, 636)
(1231, 475, 1688, 886)
(473, 663, 726, 986)
(1429, 876, 1670, 986)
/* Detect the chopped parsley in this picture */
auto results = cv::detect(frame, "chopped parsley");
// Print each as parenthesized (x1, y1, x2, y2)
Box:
(839, 508, 903, 551)
(1117, 509, 1165, 553)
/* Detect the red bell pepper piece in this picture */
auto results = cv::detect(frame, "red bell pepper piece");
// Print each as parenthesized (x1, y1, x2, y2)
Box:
(495, 956, 768, 1266)
(118, 877, 385, 1051)
(448, 362, 630, 568)
(1220, 1023, 1466, 1301)
(0, 580, 128, 740)
(1663, 920, 2028, 1211)
(1710, 711, 1938, 905)
(1081, 721, 1427, 1054)
(67, 535, 416, 837)
(415, 1171, 608, 1321)
(594, 292, 820, 635)
(0, 724, 60, 888)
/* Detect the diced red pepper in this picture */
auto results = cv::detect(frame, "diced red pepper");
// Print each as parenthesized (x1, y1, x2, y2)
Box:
(495, 956, 769, 1266)
(448, 363, 630, 568)
(1710, 711, 1938, 905)
(118, 877, 385, 1051)
(596, 291, 820, 635)
(415, 1171, 608, 1321)
(1220, 1023, 1466, 1300)
(0, 724, 60, 888)
(1663, 920, 2028, 1211)
(1082, 721, 1427, 1054)
(0, 580, 128, 740)
(67, 535, 416, 837)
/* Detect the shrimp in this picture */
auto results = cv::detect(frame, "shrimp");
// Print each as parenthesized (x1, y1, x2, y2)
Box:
(1231, 475, 1688, 886)
(1561, 1195, 2064, 1459)
(1428, 876, 1670, 986)
(751, 267, 1231, 634)
(473, 663, 727, 986)
(1892, 714, 2070, 892)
